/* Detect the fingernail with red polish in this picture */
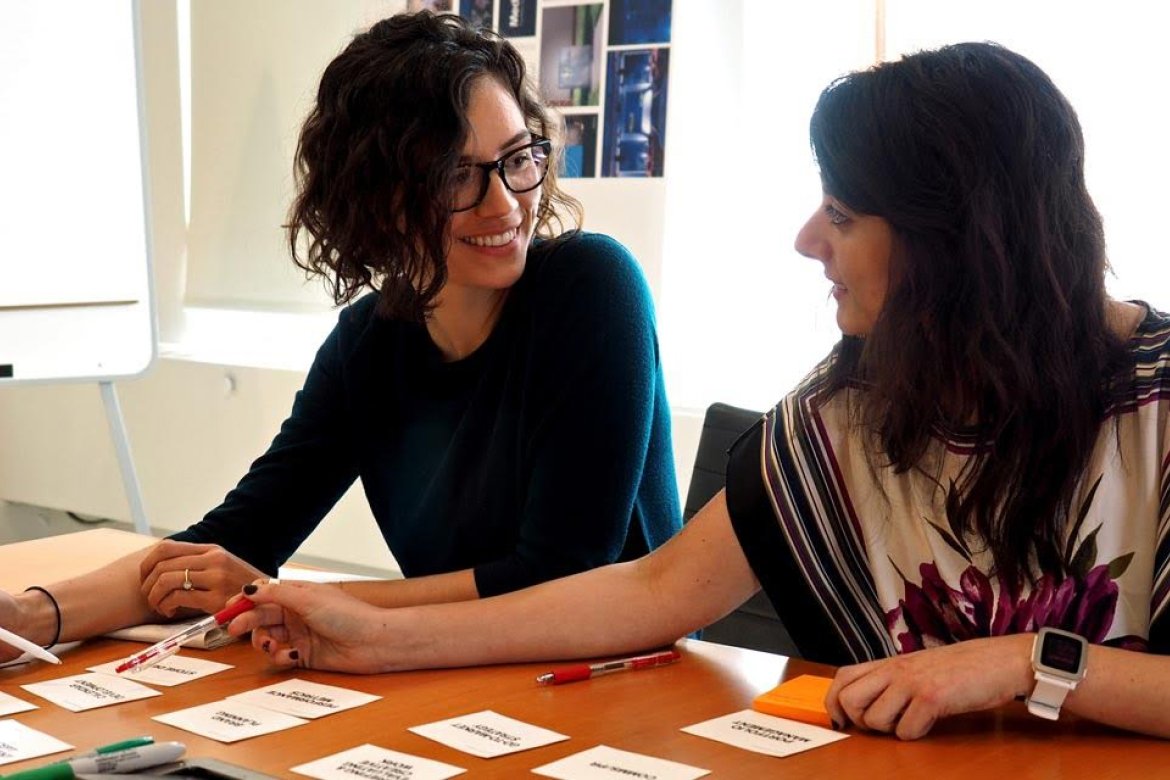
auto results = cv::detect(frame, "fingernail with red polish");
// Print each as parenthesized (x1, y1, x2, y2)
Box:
(243, 584, 258, 595)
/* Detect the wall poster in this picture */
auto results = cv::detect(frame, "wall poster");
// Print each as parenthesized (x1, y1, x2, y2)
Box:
(456, 0, 672, 178)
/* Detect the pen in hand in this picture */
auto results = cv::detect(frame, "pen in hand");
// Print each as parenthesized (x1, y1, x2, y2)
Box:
(0, 625, 61, 665)
(114, 597, 255, 674)
(536, 649, 682, 685)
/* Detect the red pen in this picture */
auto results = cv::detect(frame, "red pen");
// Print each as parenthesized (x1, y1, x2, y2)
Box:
(536, 649, 681, 685)
(114, 597, 256, 674)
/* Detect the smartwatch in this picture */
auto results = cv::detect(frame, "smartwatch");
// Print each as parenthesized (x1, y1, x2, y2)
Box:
(1027, 627, 1088, 720)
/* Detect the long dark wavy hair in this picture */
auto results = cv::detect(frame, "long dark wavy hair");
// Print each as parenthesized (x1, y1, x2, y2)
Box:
(812, 42, 1131, 588)
(287, 11, 582, 320)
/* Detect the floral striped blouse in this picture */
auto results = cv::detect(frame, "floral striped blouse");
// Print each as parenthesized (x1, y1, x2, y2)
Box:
(726, 303, 1170, 665)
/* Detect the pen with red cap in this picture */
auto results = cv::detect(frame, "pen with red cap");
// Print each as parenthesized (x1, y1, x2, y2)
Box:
(114, 597, 256, 674)
(536, 649, 681, 685)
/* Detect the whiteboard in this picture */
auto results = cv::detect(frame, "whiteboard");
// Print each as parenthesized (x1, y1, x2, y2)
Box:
(0, 0, 155, 383)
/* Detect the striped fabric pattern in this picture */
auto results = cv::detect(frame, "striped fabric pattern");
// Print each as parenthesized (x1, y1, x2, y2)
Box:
(1144, 311, 1170, 625)
(760, 365, 895, 662)
(1156, 448, 1170, 625)
(761, 304, 1170, 657)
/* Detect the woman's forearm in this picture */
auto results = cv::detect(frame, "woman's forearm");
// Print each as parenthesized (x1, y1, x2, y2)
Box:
(13, 548, 160, 644)
(1066, 643, 1170, 737)
(373, 492, 761, 670)
(337, 569, 480, 608)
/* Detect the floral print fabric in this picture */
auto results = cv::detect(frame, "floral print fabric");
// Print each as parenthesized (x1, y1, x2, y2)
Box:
(751, 303, 1170, 661)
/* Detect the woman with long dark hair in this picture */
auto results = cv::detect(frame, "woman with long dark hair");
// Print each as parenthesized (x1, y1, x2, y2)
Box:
(233, 42, 1169, 740)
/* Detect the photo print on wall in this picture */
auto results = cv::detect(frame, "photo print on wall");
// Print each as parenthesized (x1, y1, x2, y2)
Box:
(560, 114, 598, 178)
(601, 46, 668, 177)
(500, 0, 538, 37)
(539, 4, 604, 107)
(408, 0, 455, 11)
(446, 0, 672, 178)
(608, 0, 672, 46)
(459, 0, 493, 29)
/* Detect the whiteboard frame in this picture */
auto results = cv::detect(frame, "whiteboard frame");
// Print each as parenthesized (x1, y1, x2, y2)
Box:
(0, 0, 158, 387)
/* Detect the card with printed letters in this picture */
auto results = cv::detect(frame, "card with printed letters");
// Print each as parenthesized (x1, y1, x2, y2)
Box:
(89, 655, 233, 686)
(291, 743, 465, 780)
(0, 719, 72, 766)
(408, 710, 568, 758)
(20, 672, 161, 712)
(680, 709, 848, 757)
(227, 678, 381, 719)
(532, 745, 709, 780)
(0, 691, 36, 717)
(153, 700, 308, 743)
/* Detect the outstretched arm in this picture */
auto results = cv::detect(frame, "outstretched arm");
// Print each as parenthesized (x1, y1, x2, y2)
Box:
(0, 547, 163, 662)
(229, 491, 759, 672)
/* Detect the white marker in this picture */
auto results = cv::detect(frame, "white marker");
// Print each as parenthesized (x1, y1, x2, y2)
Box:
(0, 624, 61, 664)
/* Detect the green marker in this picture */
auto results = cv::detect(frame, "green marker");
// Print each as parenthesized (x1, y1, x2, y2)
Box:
(3, 742, 184, 780)
(1, 763, 73, 780)
(73, 737, 155, 759)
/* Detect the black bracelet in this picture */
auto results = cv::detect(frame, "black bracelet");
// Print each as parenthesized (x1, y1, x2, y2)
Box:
(23, 586, 61, 648)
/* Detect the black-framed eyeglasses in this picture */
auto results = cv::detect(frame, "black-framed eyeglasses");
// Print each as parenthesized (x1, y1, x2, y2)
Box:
(450, 137, 551, 212)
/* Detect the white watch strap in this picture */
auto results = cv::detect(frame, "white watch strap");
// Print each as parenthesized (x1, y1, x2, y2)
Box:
(1027, 672, 1077, 720)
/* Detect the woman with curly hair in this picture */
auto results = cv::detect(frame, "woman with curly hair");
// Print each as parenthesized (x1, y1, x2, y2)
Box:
(0, 11, 679, 647)
(233, 42, 1169, 740)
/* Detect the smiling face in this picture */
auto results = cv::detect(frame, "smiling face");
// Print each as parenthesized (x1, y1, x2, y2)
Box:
(442, 77, 541, 301)
(794, 195, 895, 337)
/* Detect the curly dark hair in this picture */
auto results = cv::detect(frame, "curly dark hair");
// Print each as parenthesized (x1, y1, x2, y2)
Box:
(287, 11, 582, 320)
(811, 42, 1131, 588)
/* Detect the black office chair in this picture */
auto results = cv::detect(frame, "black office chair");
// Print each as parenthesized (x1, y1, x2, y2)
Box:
(684, 402, 800, 657)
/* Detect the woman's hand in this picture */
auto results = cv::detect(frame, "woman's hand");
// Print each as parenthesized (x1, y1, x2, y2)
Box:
(825, 634, 1035, 740)
(0, 588, 61, 662)
(227, 580, 395, 674)
(0, 590, 28, 663)
(139, 541, 266, 618)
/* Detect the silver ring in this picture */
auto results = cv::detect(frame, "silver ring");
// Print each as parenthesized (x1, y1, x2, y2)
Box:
(182, 568, 194, 591)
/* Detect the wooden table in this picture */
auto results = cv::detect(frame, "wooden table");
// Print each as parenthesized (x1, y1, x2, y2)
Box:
(1, 531, 1165, 778)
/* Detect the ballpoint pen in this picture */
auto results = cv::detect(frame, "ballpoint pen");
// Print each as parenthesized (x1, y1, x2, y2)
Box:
(536, 649, 682, 685)
(2, 742, 186, 780)
(0, 625, 61, 665)
(114, 597, 255, 674)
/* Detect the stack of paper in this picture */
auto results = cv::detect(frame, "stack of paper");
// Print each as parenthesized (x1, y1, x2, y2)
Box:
(104, 620, 235, 650)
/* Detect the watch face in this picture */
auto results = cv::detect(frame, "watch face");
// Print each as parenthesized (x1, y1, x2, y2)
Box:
(1040, 631, 1085, 673)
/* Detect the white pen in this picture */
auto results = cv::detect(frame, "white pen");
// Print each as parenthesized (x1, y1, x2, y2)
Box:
(0, 624, 61, 664)
(3, 742, 186, 780)
(70, 742, 186, 775)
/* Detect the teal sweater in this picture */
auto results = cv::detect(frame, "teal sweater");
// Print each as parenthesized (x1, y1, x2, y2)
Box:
(173, 232, 682, 596)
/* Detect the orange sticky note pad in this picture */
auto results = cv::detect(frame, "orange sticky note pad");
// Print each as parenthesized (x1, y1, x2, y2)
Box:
(752, 674, 834, 728)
